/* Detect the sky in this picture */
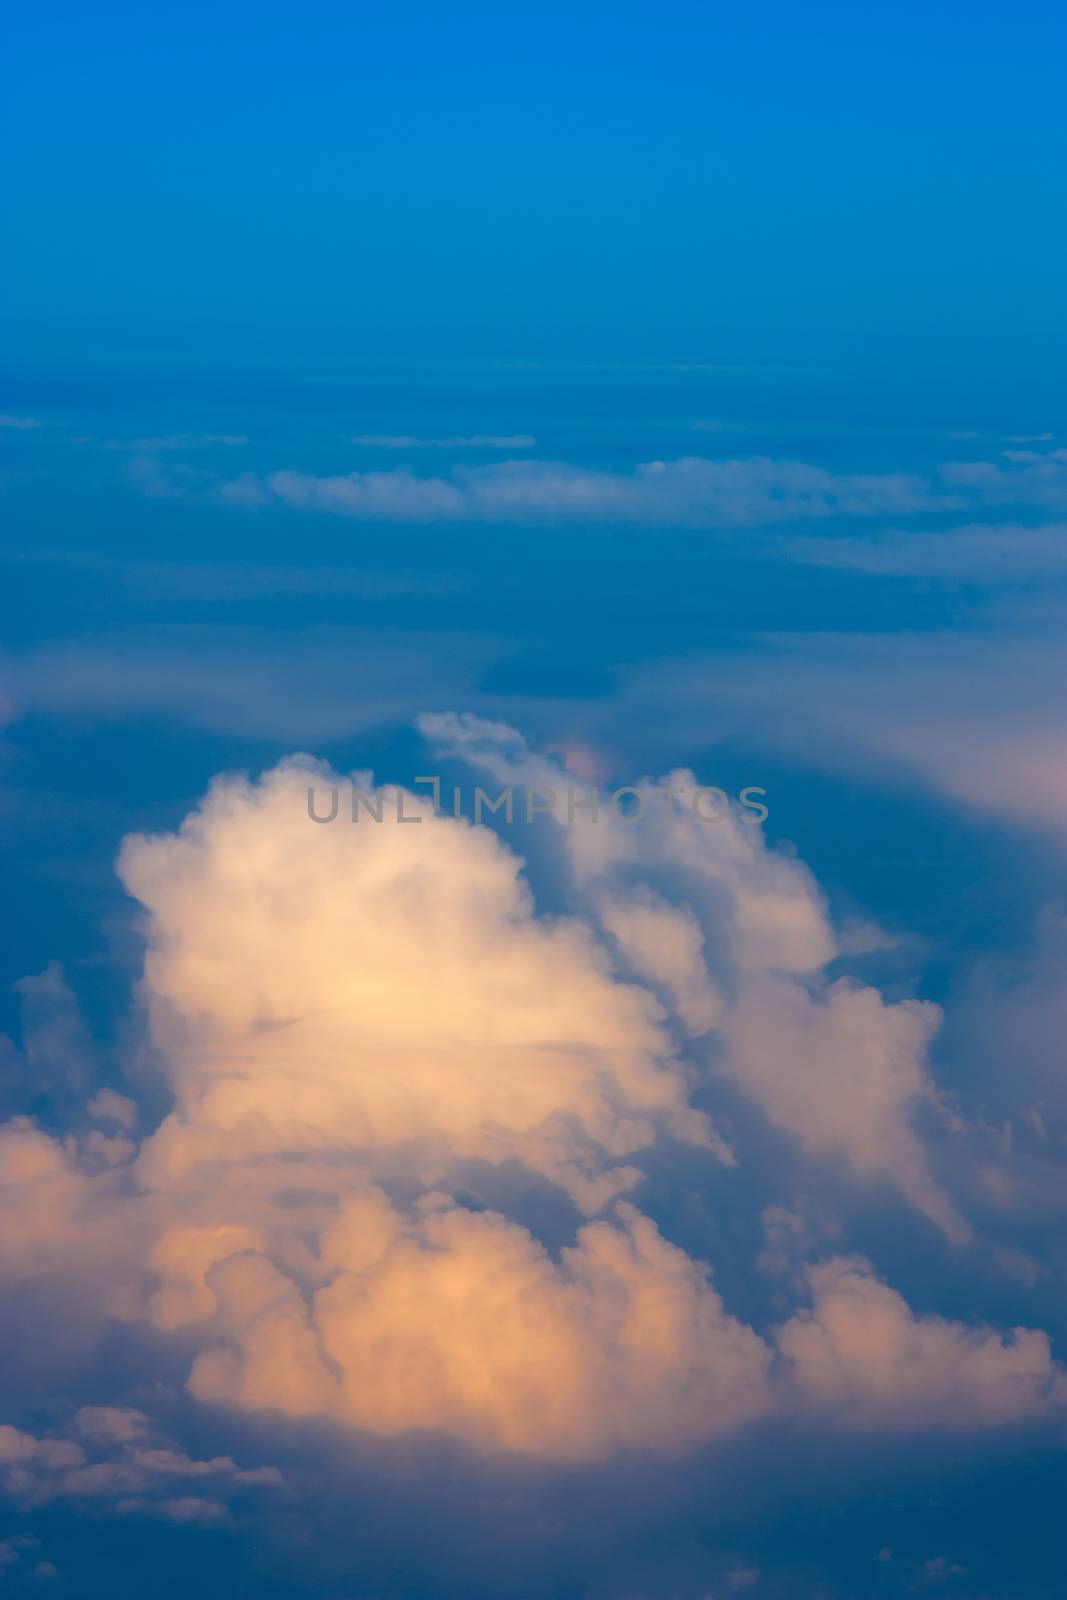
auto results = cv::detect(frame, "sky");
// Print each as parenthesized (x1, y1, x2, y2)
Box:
(3, 4, 1067, 1597)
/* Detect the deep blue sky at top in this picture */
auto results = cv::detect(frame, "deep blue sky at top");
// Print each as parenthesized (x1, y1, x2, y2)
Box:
(5, 0, 1066, 369)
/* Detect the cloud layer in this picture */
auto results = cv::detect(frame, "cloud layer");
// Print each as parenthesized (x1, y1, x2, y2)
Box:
(121, 444, 1067, 527)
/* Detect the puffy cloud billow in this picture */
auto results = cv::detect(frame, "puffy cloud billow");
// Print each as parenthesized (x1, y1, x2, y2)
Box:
(0, 717, 1063, 1483)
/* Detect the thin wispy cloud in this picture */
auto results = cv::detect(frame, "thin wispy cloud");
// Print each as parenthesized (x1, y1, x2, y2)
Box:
(109, 434, 250, 452)
(352, 433, 536, 448)
(0, 627, 493, 740)
(627, 626, 1067, 849)
(784, 522, 1067, 580)
(202, 456, 942, 524)
(127, 448, 1067, 527)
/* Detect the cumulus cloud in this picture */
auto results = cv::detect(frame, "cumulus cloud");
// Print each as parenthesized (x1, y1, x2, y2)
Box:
(781, 1257, 1067, 1426)
(187, 1193, 774, 1461)
(721, 977, 968, 1243)
(117, 753, 724, 1209)
(0, 1118, 95, 1279)
(421, 713, 965, 1240)
(0, 717, 1061, 1469)
(598, 890, 724, 1037)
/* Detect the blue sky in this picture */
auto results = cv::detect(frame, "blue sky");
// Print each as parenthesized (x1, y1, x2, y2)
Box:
(6, 0, 1067, 362)
(3, 5, 1067, 1598)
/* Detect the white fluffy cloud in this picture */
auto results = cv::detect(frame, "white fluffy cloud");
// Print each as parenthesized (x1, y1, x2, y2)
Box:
(720, 977, 968, 1243)
(186, 1194, 774, 1461)
(421, 713, 964, 1240)
(780, 1257, 1067, 1426)
(0, 717, 1062, 1468)
(117, 756, 722, 1210)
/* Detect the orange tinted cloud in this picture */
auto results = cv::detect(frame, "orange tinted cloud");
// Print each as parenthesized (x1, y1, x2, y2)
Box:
(0, 723, 1062, 1465)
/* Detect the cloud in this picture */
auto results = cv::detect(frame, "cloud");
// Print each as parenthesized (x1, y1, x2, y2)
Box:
(13, 963, 96, 1116)
(948, 905, 1067, 1163)
(352, 434, 536, 449)
(108, 434, 250, 452)
(1, 627, 493, 741)
(0, 719, 1061, 1470)
(1000, 448, 1067, 465)
(784, 522, 1067, 581)
(0, 1534, 52, 1583)
(215, 456, 942, 526)
(598, 890, 724, 1036)
(188, 1194, 774, 1461)
(939, 452, 1067, 511)
(422, 713, 966, 1241)
(0, 546, 458, 624)
(628, 628, 1067, 851)
(86, 1089, 137, 1132)
(128, 447, 1067, 528)
(720, 976, 968, 1244)
(781, 1256, 1067, 1426)
(0, 416, 42, 430)
(0, 1119, 95, 1279)
(0, 1409, 281, 1519)
(117, 753, 724, 1209)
